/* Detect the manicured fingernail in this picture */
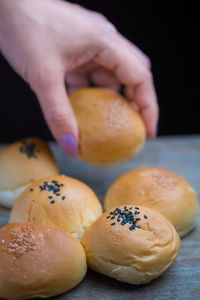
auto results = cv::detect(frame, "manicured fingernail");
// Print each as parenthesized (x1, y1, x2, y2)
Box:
(59, 134, 78, 157)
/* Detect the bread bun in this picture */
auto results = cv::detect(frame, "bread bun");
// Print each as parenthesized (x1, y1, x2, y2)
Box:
(81, 205, 180, 285)
(9, 175, 102, 239)
(104, 167, 198, 237)
(0, 223, 86, 299)
(0, 138, 59, 208)
(69, 88, 146, 165)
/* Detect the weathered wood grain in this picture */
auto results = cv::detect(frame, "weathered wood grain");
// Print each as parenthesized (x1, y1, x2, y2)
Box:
(0, 136, 200, 300)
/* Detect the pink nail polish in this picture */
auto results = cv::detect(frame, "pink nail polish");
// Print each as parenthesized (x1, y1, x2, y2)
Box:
(59, 134, 78, 157)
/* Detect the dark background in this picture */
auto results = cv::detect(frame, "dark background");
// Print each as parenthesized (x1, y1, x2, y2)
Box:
(0, 1, 199, 142)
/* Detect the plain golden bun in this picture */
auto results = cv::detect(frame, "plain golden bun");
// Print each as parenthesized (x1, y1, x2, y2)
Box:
(104, 167, 198, 237)
(0, 138, 59, 208)
(69, 88, 146, 165)
(0, 223, 87, 299)
(81, 205, 180, 285)
(9, 175, 102, 240)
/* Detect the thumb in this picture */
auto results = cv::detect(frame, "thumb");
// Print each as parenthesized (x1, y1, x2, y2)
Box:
(34, 78, 79, 157)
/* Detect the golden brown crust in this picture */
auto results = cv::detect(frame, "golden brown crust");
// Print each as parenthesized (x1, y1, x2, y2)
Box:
(81, 205, 180, 285)
(0, 138, 59, 208)
(0, 223, 87, 299)
(104, 168, 199, 237)
(69, 88, 146, 165)
(9, 175, 102, 239)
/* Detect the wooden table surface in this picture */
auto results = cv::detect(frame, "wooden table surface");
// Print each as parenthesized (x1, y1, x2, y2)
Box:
(0, 136, 200, 300)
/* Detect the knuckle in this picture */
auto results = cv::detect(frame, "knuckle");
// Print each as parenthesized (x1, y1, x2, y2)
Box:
(45, 105, 67, 128)
(92, 11, 107, 21)
(33, 71, 61, 92)
(91, 12, 117, 34)
(144, 56, 151, 69)
(140, 68, 153, 82)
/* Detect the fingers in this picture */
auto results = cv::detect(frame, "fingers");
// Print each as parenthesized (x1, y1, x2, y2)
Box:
(34, 78, 79, 157)
(90, 67, 120, 92)
(94, 35, 159, 137)
(125, 85, 158, 138)
(66, 63, 120, 93)
(66, 71, 90, 94)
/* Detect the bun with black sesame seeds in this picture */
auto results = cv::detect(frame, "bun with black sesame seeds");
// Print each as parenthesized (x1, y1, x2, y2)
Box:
(104, 167, 199, 237)
(81, 205, 180, 285)
(9, 175, 102, 240)
(0, 222, 87, 300)
(69, 88, 146, 166)
(0, 137, 59, 209)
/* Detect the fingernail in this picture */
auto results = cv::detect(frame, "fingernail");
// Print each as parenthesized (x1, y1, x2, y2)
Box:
(59, 134, 78, 157)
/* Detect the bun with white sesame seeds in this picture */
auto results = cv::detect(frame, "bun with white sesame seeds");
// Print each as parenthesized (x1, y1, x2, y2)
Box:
(0, 137, 59, 209)
(104, 167, 199, 237)
(81, 205, 180, 285)
(0, 223, 87, 300)
(69, 88, 146, 166)
(9, 175, 102, 240)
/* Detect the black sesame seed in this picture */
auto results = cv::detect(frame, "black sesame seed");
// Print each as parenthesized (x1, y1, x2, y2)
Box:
(111, 222, 115, 226)
(106, 216, 110, 219)
(144, 215, 148, 219)
(48, 196, 53, 199)
(50, 200, 55, 204)
(135, 207, 139, 209)
(62, 196, 66, 200)
(136, 225, 141, 228)
(107, 207, 142, 231)
(129, 207, 133, 209)
(19, 141, 39, 158)
(30, 188, 33, 192)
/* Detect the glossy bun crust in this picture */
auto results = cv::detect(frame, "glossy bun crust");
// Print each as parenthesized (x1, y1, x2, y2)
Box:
(10, 175, 102, 239)
(0, 223, 87, 299)
(70, 88, 146, 165)
(0, 138, 59, 208)
(104, 168, 198, 237)
(82, 205, 180, 285)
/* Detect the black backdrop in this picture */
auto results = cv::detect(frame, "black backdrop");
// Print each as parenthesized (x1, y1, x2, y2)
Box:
(0, 1, 199, 142)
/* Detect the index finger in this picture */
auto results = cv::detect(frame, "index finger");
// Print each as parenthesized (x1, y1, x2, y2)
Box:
(94, 34, 159, 138)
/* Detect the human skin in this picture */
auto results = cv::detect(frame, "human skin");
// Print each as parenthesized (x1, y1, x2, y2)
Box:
(0, 0, 158, 157)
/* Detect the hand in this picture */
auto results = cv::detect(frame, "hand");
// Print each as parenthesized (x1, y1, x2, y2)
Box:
(0, 0, 158, 157)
